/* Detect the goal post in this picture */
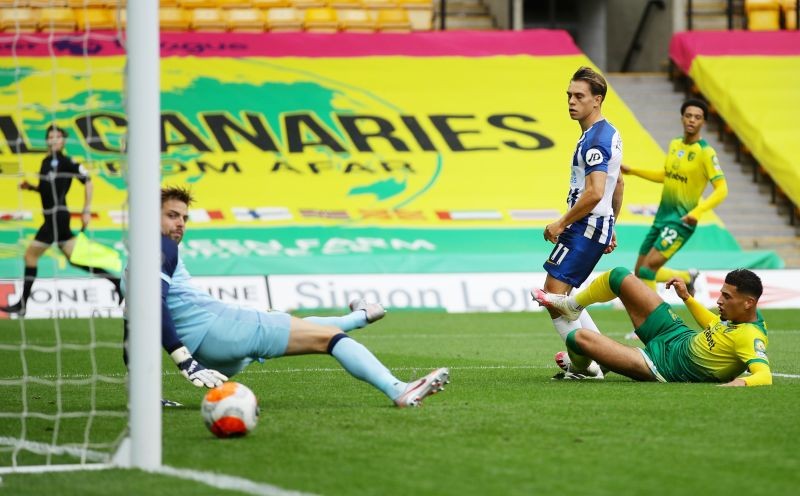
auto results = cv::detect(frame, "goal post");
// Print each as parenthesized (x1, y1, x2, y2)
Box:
(0, 0, 162, 474)
(124, 0, 162, 471)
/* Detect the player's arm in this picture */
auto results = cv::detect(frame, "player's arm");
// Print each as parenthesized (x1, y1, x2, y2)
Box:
(604, 174, 625, 254)
(683, 177, 728, 225)
(161, 236, 227, 388)
(722, 333, 772, 387)
(666, 277, 718, 328)
(620, 164, 665, 183)
(545, 171, 607, 243)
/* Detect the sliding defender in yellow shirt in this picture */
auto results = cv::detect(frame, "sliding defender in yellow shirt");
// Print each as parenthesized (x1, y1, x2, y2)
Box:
(532, 267, 771, 386)
(622, 98, 728, 296)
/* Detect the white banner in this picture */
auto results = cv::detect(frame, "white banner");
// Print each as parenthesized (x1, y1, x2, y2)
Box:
(3, 270, 799, 319)
(0, 276, 269, 319)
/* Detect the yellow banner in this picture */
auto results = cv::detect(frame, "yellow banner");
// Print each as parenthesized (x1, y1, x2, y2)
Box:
(0, 54, 693, 229)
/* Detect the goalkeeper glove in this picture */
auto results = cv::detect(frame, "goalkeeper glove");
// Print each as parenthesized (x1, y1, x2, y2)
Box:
(170, 346, 228, 388)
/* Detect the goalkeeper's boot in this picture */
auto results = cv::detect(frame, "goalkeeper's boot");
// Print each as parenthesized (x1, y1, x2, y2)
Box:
(531, 289, 582, 321)
(551, 351, 604, 380)
(394, 367, 450, 408)
(349, 298, 386, 323)
(0, 300, 25, 317)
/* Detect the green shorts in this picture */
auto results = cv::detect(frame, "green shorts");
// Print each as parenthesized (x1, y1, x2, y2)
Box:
(636, 303, 708, 382)
(638, 221, 696, 259)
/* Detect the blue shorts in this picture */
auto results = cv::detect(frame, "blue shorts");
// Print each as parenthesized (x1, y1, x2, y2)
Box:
(192, 308, 292, 378)
(543, 222, 610, 287)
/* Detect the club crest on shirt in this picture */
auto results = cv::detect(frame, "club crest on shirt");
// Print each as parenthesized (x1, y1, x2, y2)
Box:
(754, 339, 767, 359)
(687, 152, 696, 161)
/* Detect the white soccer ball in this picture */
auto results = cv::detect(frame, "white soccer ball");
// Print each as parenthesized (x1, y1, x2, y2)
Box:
(201, 382, 259, 438)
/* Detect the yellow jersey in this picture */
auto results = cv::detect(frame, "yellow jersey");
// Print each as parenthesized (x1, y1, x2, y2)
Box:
(687, 314, 770, 384)
(655, 138, 724, 224)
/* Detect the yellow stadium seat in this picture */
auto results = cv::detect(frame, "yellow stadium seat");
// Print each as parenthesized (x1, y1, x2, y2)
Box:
(216, 0, 254, 8)
(290, 0, 327, 9)
(75, 8, 116, 30)
(376, 8, 410, 31)
(190, 7, 227, 31)
(0, 8, 38, 32)
(30, 1, 68, 6)
(225, 8, 266, 32)
(780, 0, 797, 29)
(328, 0, 364, 8)
(159, 7, 190, 31)
(38, 7, 77, 31)
(266, 7, 302, 31)
(252, 0, 290, 8)
(363, 0, 397, 9)
(66, 0, 106, 7)
(178, 0, 219, 8)
(399, 0, 432, 30)
(745, 0, 781, 30)
(338, 8, 375, 32)
(304, 7, 338, 32)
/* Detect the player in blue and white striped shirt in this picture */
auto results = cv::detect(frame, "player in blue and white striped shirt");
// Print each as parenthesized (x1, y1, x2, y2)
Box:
(534, 66, 624, 379)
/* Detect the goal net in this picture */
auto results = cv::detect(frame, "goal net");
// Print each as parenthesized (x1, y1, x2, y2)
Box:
(0, 0, 161, 473)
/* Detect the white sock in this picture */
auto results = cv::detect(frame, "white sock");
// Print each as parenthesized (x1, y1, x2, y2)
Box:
(578, 309, 601, 334)
(552, 316, 580, 342)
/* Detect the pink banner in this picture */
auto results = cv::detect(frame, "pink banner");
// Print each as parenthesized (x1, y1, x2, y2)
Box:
(670, 30, 800, 73)
(0, 30, 581, 58)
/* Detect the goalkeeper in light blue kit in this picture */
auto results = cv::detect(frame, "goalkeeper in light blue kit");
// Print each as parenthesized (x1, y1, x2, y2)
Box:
(123, 186, 449, 408)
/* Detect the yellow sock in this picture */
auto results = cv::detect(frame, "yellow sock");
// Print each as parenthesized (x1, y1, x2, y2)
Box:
(656, 267, 690, 283)
(575, 270, 616, 308)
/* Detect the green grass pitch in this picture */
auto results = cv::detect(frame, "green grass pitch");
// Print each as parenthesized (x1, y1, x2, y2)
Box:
(1, 308, 799, 495)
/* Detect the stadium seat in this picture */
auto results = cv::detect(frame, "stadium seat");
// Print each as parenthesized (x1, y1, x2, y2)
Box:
(178, 0, 220, 8)
(289, 0, 327, 9)
(30, 1, 68, 6)
(376, 8, 410, 31)
(363, 0, 397, 10)
(252, 0, 290, 8)
(75, 8, 116, 30)
(745, 0, 781, 30)
(159, 7, 191, 31)
(399, 0, 432, 30)
(338, 8, 375, 32)
(304, 7, 338, 32)
(38, 7, 77, 31)
(66, 0, 106, 6)
(0, 8, 38, 32)
(780, 0, 797, 28)
(190, 7, 227, 31)
(225, 8, 266, 32)
(216, 0, 254, 8)
(266, 7, 302, 31)
(328, 0, 364, 8)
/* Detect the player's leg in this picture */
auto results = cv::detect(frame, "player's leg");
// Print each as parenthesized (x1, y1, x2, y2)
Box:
(537, 229, 606, 376)
(60, 236, 123, 301)
(634, 224, 663, 289)
(301, 299, 384, 331)
(567, 328, 655, 381)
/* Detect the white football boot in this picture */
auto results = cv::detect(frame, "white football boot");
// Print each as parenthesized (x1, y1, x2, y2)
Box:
(394, 367, 450, 407)
(552, 351, 604, 380)
(349, 298, 386, 323)
(530, 289, 582, 321)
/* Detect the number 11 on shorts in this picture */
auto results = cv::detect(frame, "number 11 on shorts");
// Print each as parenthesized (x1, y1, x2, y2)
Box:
(549, 242, 570, 265)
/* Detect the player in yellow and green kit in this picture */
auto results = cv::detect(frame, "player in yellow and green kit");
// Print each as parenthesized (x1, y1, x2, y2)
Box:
(622, 98, 728, 296)
(532, 267, 771, 386)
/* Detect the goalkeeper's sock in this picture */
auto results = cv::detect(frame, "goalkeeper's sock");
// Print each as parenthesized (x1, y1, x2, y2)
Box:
(656, 267, 691, 283)
(304, 311, 367, 332)
(328, 334, 406, 399)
